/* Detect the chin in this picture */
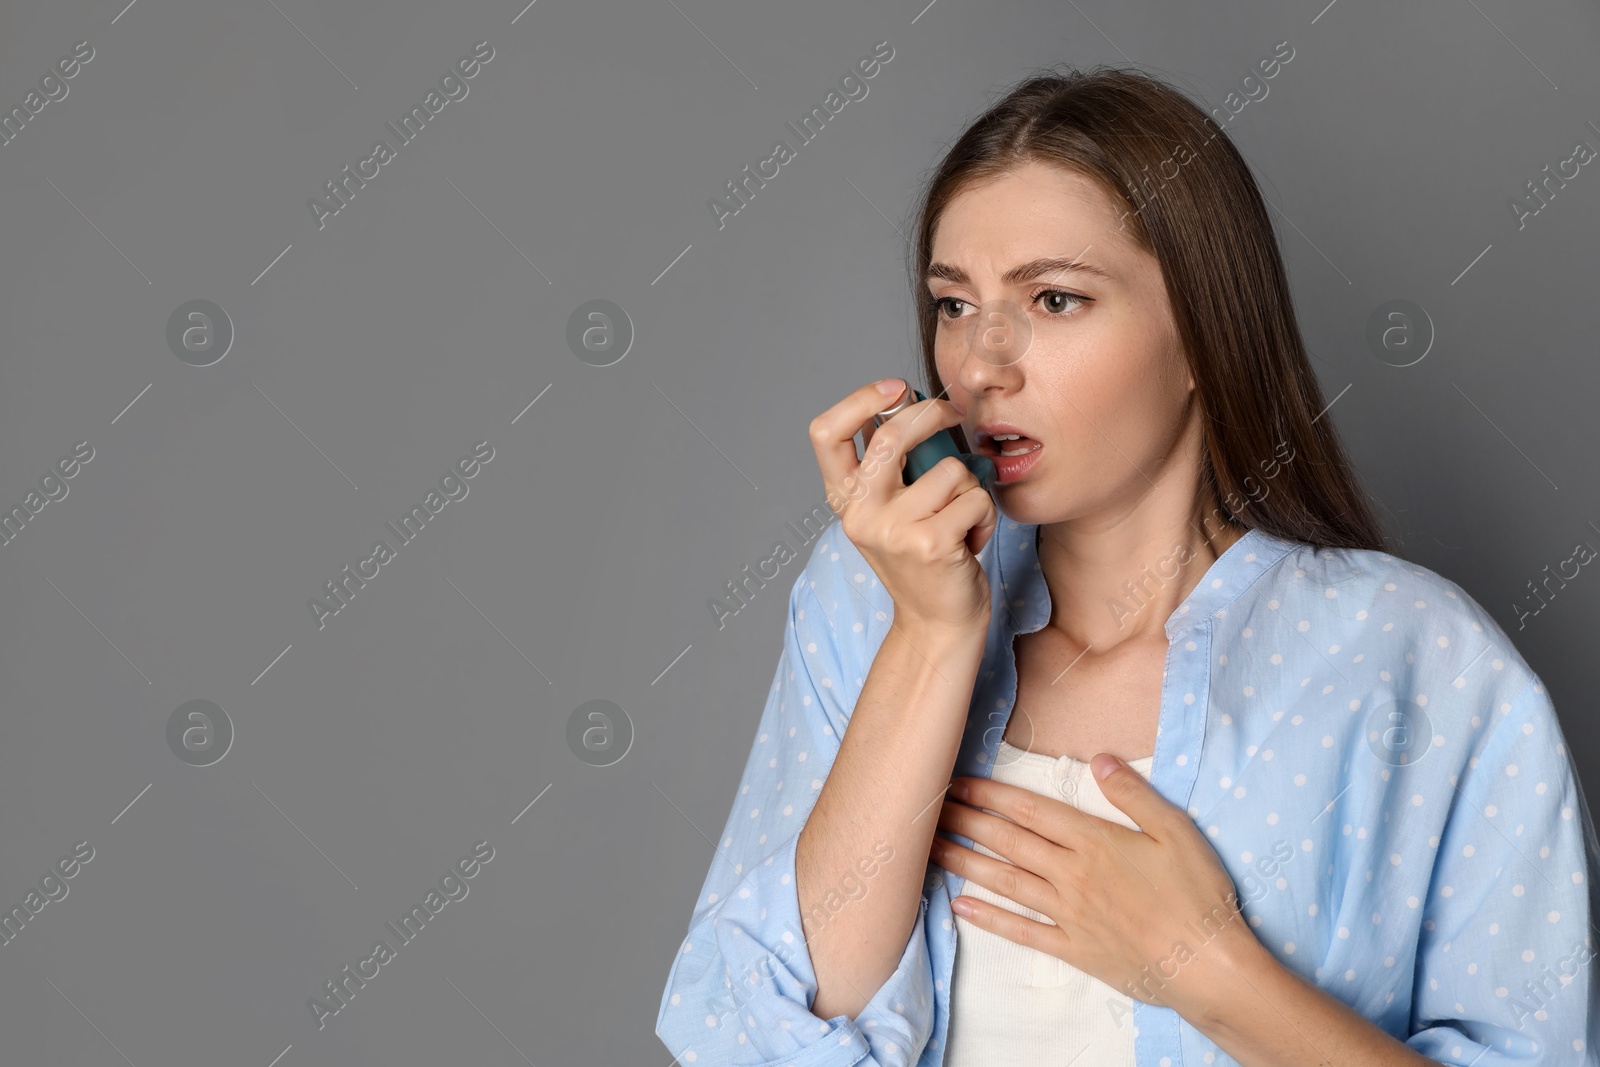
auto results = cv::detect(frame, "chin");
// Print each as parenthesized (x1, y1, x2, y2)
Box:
(989, 487, 1061, 528)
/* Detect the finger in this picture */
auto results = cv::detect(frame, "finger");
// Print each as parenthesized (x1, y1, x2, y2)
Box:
(857, 398, 968, 505)
(945, 779, 1100, 855)
(949, 895, 1066, 955)
(810, 378, 909, 510)
(896, 454, 979, 517)
(954, 482, 999, 556)
(968, 500, 999, 556)
(877, 394, 966, 460)
(1090, 757, 1172, 840)
(931, 838, 1057, 916)
(894, 459, 998, 560)
(856, 414, 877, 457)
(959, 782, 1149, 865)
(938, 795, 1060, 870)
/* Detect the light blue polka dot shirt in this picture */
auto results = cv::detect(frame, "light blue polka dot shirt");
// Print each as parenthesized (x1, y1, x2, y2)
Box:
(656, 519, 1597, 1066)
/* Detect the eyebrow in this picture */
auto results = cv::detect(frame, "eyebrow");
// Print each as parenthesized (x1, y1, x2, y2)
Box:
(925, 255, 1113, 287)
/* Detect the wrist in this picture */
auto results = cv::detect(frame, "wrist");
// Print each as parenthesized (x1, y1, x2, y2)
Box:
(893, 615, 990, 652)
(1178, 922, 1278, 1031)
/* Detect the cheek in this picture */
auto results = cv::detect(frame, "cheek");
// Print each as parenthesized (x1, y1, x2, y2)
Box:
(933, 328, 968, 384)
(1044, 333, 1185, 453)
(1080, 321, 1184, 410)
(1039, 331, 1138, 413)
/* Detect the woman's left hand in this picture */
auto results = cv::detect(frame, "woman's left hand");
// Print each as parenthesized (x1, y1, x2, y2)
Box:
(932, 754, 1266, 1020)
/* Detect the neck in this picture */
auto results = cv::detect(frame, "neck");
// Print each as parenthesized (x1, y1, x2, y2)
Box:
(1036, 499, 1245, 652)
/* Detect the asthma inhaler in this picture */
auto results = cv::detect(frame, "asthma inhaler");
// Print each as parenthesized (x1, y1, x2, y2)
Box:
(873, 387, 997, 491)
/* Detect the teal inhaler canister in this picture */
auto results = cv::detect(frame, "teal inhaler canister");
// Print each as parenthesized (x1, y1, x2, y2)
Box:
(872, 387, 997, 491)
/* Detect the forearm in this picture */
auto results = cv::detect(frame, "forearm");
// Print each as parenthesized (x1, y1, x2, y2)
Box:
(1183, 934, 1438, 1066)
(797, 619, 985, 1021)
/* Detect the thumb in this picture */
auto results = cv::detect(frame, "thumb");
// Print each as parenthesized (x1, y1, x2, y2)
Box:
(1091, 753, 1169, 834)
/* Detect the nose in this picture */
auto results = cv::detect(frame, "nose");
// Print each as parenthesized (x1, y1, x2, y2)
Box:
(953, 298, 1031, 395)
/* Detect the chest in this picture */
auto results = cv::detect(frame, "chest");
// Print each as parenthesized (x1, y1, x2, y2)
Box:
(1000, 627, 1168, 764)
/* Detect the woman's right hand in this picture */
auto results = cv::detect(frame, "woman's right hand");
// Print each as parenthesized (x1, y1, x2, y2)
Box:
(808, 378, 998, 638)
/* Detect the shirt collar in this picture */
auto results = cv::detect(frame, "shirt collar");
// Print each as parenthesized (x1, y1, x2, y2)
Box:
(990, 522, 1302, 641)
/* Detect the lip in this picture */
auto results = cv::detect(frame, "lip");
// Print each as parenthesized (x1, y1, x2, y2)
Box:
(971, 421, 1041, 455)
(989, 443, 1043, 483)
(970, 421, 1044, 484)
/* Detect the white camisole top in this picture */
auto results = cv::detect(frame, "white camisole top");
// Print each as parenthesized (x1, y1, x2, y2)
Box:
(942, 738, 1156, 1066)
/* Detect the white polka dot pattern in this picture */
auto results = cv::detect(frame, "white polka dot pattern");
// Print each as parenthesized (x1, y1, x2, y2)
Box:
(654, 521, 1597, 1067)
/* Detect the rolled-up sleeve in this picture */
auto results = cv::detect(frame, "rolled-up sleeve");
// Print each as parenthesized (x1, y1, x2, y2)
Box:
(655, 543, 937, 1066)
(1406, 675, 1599, 1065)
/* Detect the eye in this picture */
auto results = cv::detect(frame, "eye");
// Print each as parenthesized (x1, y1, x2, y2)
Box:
(928, 295, 970, 321)
(927, 289, 1089, 321)
(1031, 288, 1087, 315)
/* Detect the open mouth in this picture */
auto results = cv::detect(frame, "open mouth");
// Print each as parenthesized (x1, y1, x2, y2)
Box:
(986, 434, 1042, 458)
(972, 429, 1045, 484)
(975, 433, 1043, 458)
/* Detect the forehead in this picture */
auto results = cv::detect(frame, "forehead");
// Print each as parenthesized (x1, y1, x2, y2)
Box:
(929, 161, 1137, 270)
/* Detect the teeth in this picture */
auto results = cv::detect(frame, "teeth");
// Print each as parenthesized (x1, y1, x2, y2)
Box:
(987, 432, 1039, 458)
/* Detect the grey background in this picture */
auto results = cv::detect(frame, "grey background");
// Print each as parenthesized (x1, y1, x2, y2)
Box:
(1, 0, 1597, 1063)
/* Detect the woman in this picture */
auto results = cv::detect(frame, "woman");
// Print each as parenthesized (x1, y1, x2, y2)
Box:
(655, 66, 1598, 1066)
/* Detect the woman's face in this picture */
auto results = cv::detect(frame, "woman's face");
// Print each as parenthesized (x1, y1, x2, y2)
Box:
(928, 160, 1197, 527)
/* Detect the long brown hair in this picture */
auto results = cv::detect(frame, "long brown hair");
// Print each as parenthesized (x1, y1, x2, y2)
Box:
(907, 64, 1387, 552)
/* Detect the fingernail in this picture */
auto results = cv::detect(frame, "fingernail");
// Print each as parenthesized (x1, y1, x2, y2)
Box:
(875, 377, 904, 396)
(1094, 755, 1123, 781)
